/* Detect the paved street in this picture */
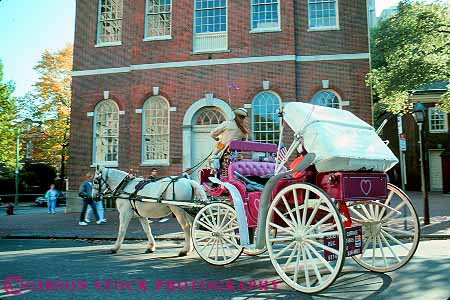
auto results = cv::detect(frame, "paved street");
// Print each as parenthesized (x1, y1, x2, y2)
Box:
(0, 239, 449, 300)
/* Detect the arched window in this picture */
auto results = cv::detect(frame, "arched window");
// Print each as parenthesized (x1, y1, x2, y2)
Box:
(93, 99, 119, 165)
(251, 91, 282, 143)
(194, 107, 225, 125)
(310, 90, 341, 109)
(142, 96, 170, 164)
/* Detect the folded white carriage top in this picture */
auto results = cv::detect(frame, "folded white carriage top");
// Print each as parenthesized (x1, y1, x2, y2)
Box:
(283, 102, 399, 173)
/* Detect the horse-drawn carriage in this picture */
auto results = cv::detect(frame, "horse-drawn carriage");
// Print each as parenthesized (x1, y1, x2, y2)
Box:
(194, 102, 420, 293)
(93, 102, 420, 294)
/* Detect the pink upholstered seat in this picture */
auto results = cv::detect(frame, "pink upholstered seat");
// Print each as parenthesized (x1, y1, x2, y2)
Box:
(228, 160, 278, 179)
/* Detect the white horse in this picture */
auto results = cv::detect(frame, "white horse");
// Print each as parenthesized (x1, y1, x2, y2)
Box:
(92, 167, 208, 256)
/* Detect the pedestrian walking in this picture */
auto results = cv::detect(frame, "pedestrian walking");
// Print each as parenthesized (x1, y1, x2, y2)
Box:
(85, 196, 107, 223)
(78, 172, 103, 225)
(45, 184, 58, 214)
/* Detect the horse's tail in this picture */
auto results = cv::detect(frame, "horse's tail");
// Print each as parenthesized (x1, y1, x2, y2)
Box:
(188, 179, 208, 202)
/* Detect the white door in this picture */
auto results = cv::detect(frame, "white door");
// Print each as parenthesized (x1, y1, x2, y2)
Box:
(191, 107, 226, 181)
(429, 150, 443, 192)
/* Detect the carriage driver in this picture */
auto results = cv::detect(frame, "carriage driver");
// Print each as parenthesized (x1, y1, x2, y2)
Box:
(209, 107, 249, 173)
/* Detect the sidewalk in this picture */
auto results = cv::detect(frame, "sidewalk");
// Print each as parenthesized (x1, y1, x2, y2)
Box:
(0, 191, 448, 240)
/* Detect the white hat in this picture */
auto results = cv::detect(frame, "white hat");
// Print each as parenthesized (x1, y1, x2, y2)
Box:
(233, 107, 248, 117)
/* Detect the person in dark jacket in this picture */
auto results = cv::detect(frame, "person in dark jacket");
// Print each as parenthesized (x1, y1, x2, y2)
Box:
(78, 172, 102, 225)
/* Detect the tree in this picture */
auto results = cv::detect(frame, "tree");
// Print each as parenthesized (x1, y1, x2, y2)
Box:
(368, 1, 450, 114)
(0, 60, 17, 169)
(31, 44, 73, 184)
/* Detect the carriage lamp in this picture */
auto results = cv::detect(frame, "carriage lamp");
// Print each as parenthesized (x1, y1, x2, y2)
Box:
(412, 102, 427, 124)
(412, 102, 430, 225)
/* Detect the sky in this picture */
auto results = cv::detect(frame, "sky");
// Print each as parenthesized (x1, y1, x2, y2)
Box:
(0, 0, 400, 98)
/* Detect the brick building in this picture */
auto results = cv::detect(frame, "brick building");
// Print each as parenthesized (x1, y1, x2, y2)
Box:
(69, 0, 372, 194)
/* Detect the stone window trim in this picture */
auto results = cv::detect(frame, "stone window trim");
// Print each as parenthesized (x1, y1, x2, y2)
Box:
(92, 99, 120, 167)
(141, 96, 171, 166)
(307, 0, 340, 31)
(250, 0, 281, 33)
(144, 0, 172, 41)
(96, 0, 123, 46)
(310, 89, 342, 109)
(251, 90, 283, 144)
(428, 108, 448, 133)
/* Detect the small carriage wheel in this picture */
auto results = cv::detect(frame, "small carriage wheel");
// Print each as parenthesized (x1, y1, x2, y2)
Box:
(348, 183, 420, 272)
(266, 183, 346, 294)
(192, 202, 243, 266)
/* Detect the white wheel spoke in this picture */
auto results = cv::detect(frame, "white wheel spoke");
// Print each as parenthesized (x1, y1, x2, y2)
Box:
(223, 225, 239, 233)
(304, 213, 333, 235)
(197, 220, 215, 232)
(207, 238, 217, 258)
(273, 207, 296, 230)
(293, 189, 302, 227)
(349, 206, 369, 222)
(269, 222, 294, 235)
(381, 229, 410, 251)
(369, 204, 375, 220)
(221, 216, 237, 231)
(269, 236, 295, 243)
(215, 237, 220, 261)
(371, 235, 376, 267)
(222, 235, 241, 249)
(307, 231, 340, 239)
(305, 245, 323, 286)
(302, 191, 310, 227)
(293, 245, 302, 283)
(377, 236, 388, 268)
(305, 243, 334, 273)
(199, 237, 214, 253)
(360, 235, 372, 258)
(274, 241, 296, 259)
(383, 202, 406, 221)
(195, 235, 211, 243)
(282, 195, 298, 227)
(378, 190, 394, 221)
(382, 227, 415, 236)
(305, 199, 323, 228)
(218, 207, 230, 228)
(374, 201, 380, 220)
(380, 232, 402, 262)
(360, 204, 373, 220)
(307, 239, 340, 256)
(283, 244, 298, 272)
(200, 215, 216, 230)
(302, 245, 311, 288)
(207, 207, 217, 226)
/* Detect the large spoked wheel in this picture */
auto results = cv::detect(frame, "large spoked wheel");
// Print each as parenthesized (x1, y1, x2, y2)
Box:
(348, 183, 420, 272)
(192, 202, 243, 266)
(266, 183, 346, 294)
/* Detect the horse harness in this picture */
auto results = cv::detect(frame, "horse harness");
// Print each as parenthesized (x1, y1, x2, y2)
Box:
(96, 171, 190, 217)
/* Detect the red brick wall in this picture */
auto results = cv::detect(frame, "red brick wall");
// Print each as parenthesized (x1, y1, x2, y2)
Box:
(69, 0, 372, 189)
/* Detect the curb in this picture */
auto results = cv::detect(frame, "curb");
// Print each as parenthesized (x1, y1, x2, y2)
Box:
(0, 234, 185, 241)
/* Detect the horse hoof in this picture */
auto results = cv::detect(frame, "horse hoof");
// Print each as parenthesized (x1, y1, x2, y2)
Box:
(145, 248, 154, 254)
(178, 251, 188, 257)
(110, 249, 117, 254)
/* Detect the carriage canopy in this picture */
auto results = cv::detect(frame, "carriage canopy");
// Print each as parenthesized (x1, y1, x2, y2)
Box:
(282, 102, 398, 172)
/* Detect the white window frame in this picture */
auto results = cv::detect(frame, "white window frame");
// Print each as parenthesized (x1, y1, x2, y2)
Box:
(96, 0, 123, 47)
(141, 96, 170, 166)
(92, 99, 120, 167)
(193, 0, 228, 53)
(428, 108, 448, 133)
(144, 0, 172, 41)
(307, 0, 340, 31)
(251, 91, 282, 144)
(310, 89, 342, 109)
(250, 0, 281, 33)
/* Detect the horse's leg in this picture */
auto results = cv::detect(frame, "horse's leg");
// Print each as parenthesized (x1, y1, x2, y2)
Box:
(111, 200, 133, 254)
(138, 216, 156, 253)
(170, 206, 194, 257)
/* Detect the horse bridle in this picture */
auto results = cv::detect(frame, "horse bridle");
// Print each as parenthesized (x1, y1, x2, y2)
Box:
(94, 168, 130, 199)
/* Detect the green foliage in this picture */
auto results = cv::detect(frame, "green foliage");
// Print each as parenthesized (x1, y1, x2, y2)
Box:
(368, 1, 450, 114)
(0, 60, 17, 169)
